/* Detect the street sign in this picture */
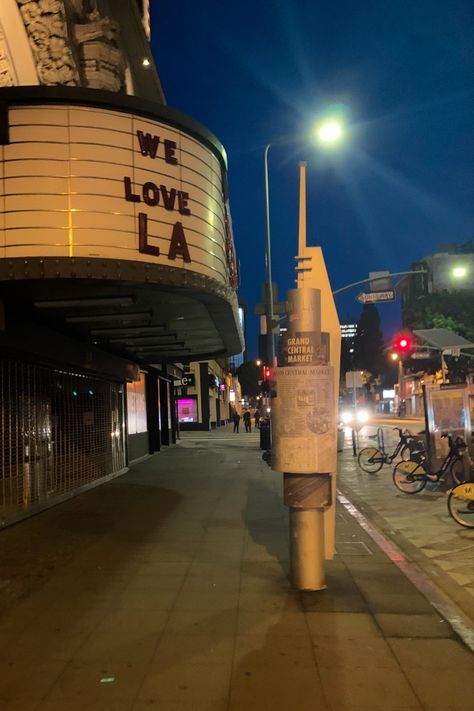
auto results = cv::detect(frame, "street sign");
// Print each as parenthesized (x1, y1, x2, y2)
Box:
(411, 351, 431, 359)
(346, 371, 363, 388)
(369, 271, 391, 292)
(280, 331, 329, 366)
(356, 290, 395, 304)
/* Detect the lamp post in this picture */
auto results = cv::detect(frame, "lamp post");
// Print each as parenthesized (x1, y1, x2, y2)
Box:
(264, 143, 275, 367)
(262, 117, 344, 368)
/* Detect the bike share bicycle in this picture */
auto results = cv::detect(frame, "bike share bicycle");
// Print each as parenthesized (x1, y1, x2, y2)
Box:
(393, 433, 467, 494)
(448, 481, 474, 528)
(357, 427, 414, 474)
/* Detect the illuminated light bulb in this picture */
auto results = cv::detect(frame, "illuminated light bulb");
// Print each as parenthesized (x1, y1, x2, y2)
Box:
(317, 121, 343, 143)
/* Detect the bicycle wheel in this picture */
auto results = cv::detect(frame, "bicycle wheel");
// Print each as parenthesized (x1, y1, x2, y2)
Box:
(358, 447, 384, 473)
(393, 460, 426, 494)
(448, 483, 474, 528)
(450, 458, 466, 486)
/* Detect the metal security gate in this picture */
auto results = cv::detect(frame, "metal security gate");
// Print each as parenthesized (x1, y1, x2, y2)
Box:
(0, 359, 126, 527)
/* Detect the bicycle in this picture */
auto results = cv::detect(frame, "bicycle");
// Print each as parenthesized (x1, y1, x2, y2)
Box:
(357, 428, 415, 474)
(393, 433, 467, 494)
(447, 481, 474, 528)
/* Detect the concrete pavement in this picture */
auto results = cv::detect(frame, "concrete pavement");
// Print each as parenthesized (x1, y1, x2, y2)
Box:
(0, 424, 473, 710)
(341, 425, 474, 625)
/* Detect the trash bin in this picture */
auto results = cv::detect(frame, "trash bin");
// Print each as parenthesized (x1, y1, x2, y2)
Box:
(260, 418, 271, 450)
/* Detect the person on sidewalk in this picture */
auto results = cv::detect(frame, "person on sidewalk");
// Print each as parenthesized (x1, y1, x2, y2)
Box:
(232, 411, 241, 433)
(254, 409, 260, 429)
(243, 409, 252, 433)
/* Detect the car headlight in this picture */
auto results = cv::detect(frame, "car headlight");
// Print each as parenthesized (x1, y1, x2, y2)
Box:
(341, 410, 353, 424)
(356, 409, 369, 423)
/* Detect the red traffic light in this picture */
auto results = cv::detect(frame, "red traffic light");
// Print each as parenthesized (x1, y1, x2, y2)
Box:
(394, 334, 413, 352)
(263, 366, 272, 380)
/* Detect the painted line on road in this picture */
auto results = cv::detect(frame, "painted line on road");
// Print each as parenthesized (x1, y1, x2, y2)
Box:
(337, 490, 474, 651)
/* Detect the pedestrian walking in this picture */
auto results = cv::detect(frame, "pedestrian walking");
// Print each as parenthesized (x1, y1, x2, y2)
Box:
(232, 411, 241, 433)
(254, 409, 260, 429)
(243, 409, 251, 433)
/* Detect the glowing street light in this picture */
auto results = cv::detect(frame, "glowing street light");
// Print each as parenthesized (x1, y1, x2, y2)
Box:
(315, 119, 343, 144)
(452, 265, 467, 279)
(263, 113, 346, 365)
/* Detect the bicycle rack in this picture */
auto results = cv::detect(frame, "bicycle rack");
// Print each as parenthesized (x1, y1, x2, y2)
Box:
(377, 427, 386, 456)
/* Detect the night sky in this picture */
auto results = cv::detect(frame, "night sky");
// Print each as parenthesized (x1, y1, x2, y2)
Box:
(150, 1, 473, 357)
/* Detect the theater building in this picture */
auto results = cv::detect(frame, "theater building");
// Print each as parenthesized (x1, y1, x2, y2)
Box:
(0, 1, 243, 525)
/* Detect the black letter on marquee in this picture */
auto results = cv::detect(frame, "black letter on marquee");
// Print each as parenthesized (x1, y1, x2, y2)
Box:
(178, 190, 191, 216)
(168, 222, 191, 263)
(138, 213, 160, 256)
(164, 139, 178, 165)
(142, 181, 160, 206)
(137, 130, 160, 158)
(160, 185, 177, 211)
(124, 176, 140, 202)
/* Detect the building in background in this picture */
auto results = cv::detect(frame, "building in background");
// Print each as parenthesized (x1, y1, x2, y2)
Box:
(0, 1, 243, 526)
(176, 360, 240, 430)
(399, 242, 474, 320)
(341, 322, 357, 345)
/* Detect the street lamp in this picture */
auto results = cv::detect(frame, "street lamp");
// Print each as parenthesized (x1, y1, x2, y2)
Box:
(315, 119, 344, 144)
(263, 119, 344, 367)
(452, 265, 467, 279)
(263, 143, 276, 367)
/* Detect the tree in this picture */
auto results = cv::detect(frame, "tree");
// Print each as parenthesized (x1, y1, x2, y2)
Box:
(236, 361, 260, 398)
(404, 291, 474, 343)
(340, 337, 354, 378)
(353, 304, 385, 377)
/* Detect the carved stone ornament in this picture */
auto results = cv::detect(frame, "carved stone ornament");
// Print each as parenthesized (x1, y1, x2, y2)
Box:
(0, 21, 18, 87)
(72, 3, 126, 92)
(16, 0, 80, 85)
(224, 210, 239, 290)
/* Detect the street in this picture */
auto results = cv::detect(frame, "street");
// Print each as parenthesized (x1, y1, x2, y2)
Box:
(0, 426, 472, 711)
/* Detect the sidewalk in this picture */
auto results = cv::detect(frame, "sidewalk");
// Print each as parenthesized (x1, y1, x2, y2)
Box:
(0, 425, 472, 711)
(338, 425, 474, 625)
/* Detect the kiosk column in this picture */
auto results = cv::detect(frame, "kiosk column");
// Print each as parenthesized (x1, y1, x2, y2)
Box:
(271, 162, 341, 591)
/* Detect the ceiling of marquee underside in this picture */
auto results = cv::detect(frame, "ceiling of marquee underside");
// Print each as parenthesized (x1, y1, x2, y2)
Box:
(1, 278, 242, 365)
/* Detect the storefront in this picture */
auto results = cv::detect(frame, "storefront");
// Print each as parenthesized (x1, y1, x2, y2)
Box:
(176, 361, 232, 430)
(0, 2, 243, 525)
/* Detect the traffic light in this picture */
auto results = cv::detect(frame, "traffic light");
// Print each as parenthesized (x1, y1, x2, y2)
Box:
(393, 333, 413, 353)
(261, 365, 272, 394)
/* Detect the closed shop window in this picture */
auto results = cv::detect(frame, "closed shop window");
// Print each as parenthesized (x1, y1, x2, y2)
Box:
(177, 397, 198, 423)
(127, 373, 147, 434)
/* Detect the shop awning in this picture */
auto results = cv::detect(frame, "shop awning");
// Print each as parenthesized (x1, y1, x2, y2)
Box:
(413, 328, 474, 351)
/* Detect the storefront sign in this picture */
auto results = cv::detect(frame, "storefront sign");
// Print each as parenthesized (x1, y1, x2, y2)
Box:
(2, 104, 237, 288)
(281, 331, 329, 366)
(123, 131, 192, 262)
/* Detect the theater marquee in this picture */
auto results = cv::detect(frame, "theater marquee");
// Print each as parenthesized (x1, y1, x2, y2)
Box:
(1, 101, 238, 289)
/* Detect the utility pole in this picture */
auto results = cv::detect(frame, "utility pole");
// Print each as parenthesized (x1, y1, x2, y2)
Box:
(271, 162, 340, 590)
(264, 144, 276, 366)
